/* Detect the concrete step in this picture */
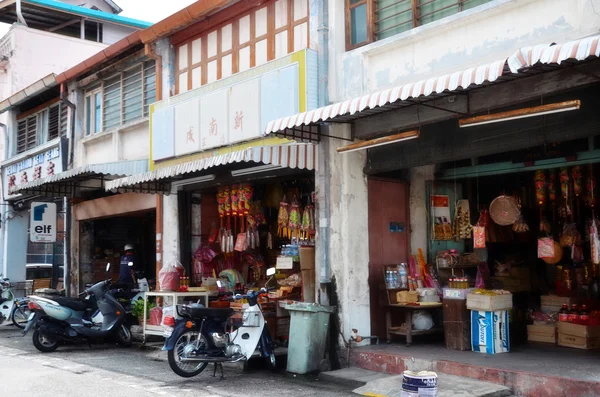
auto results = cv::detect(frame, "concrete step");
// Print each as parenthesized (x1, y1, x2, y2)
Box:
(321, 368, 513, 397)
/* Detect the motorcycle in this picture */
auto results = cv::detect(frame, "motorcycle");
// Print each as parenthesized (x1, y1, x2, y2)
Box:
(162, 284, 277, 378)
(23, 264, 132, 352)
(0, 276, 31, 329)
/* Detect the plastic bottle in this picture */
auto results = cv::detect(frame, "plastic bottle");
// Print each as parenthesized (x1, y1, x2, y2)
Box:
(399, 263, 408, 289)
(558, 303, 569, 322)
(568, 304, 579, 322)
(579, 304, 590, 322)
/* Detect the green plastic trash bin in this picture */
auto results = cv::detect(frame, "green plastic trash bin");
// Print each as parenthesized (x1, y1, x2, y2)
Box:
(285, 302, 335, 374)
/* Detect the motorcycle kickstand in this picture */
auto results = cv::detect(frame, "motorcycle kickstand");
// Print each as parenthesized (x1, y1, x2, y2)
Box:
(211, 362, 224, 379)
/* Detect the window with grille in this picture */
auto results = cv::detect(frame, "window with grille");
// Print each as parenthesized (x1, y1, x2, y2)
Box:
(16, 103, 67, 154)
(346, 0, 492, 49)
(85, 60, 156, 135)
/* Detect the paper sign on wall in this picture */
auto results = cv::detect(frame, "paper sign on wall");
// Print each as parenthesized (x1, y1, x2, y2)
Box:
(30, 202, 57, 243)
(174, 98, 201, 156)
(431, 195, 453, 241)
(276, 256, 294, 270)
(200, 89, 229, 150)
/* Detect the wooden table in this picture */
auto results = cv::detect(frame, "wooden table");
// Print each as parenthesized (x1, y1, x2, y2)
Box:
(385, 302, 443, 346)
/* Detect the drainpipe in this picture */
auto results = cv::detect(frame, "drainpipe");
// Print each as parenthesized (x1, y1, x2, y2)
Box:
(316, 0, 331, 303)
(144, 43, 164, 277)
(60, 83, 76, 297)
(16, 0, 27, 26)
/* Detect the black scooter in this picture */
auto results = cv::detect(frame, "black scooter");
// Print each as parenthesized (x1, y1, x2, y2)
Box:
(24, 264, 132, 352)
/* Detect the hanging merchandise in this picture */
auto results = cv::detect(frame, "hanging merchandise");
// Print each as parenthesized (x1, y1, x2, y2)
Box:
(301, 203, 315, 239)
(277, 196, 289, 238)
(560, 223, 580, 248)
(231, 185, 240, 216)
(473, 210, 488, 249)
(539, 218, 552, 235)
(512, 216, 530, 233)
(489, 195, 521, 226)
(453, 199, 473, 241)
(242, 184, 254, 215)
(223, 186, 231, 217)
(548, 170, 557, 203)
(234, 233, 247, 252)
(431, 195, 453, 241)
(537, 237, 556, 259)
(591, 220, 600, 265)
(586, 166, 596, 207)
(560, 167, 570, 199)
(217, 187, 226, 221)
(534, 170, 546, 205)
(572, 166, 583, 197)
(288, 196, 302, 240)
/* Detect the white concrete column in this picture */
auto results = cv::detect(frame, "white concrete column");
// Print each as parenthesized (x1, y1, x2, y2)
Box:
(409, 165, 434, 258)
(162, 193, 179, 268)
(324, 125, 371, 340)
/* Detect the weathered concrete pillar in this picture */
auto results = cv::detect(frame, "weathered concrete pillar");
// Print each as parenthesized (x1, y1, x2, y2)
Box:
(162, 193, 179, 269)
(323, 125, 371, 340)
(409, 165, 434, 258)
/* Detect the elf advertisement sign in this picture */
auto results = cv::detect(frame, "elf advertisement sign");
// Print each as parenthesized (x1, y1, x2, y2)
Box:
(30, 202, 57, 243)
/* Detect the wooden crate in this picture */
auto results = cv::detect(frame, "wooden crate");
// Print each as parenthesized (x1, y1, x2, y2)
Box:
(467, 293, 512, 311)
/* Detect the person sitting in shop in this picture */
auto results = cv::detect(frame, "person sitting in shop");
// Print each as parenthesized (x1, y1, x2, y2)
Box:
(118, 244, 138, 287)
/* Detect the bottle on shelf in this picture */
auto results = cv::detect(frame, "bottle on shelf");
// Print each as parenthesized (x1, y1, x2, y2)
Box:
(568, 304, 579, 322)
(579, 304, 590, 322)
(399, 263, 408, 289)
(558, 304, 569, 322)
(449, 277, 454, 289)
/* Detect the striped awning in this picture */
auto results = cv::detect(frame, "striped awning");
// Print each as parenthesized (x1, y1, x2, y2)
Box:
(265, 34, 600, 135)
(105, 143, 317, 194)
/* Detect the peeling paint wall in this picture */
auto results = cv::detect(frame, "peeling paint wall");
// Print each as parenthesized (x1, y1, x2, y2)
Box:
(409, 165, 435, 259)
(323, 126, 371, 338)
(330, 0, 600, 101)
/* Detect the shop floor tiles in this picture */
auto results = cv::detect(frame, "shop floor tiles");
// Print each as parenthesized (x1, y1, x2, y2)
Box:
(351, 342, 600, 396)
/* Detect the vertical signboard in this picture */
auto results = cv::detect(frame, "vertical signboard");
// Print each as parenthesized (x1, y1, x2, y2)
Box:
(30, 202, 57, 243)
(200, 89, 229, 150)
(228, 78, 261, 144)
(174, 98, 201, 156)
(152, 107, 175, 161)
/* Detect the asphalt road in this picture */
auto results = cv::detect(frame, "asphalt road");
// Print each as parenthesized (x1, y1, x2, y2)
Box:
(0, 326, 356, 397)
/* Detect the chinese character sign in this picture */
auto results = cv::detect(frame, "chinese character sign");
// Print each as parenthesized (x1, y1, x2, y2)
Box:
(229, 78, 261, 144)
(200, 89, 229, 150)
(174, 98, 201, 157)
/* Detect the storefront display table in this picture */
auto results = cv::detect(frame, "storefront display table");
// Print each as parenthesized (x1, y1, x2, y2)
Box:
(142, 291, 210, 343)
(385, 302, 443, 346)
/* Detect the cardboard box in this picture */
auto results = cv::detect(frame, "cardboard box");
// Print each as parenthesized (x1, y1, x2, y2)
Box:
(467, 293, 513, 311)
(540, 295, 577, 314)
(471, 310, 510, 354)
(557, 322, 600, 349)
(527, 324, 556, 344)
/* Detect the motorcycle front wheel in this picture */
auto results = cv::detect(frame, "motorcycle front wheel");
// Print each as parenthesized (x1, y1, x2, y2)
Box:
(167, 330, 209, 378)
(116, 324, 132, 347)
(11, 305, 31, 329)
(32, 329, 59, 353)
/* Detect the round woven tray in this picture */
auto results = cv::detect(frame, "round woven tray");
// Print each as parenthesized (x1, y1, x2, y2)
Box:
(489, 195, 521, 226)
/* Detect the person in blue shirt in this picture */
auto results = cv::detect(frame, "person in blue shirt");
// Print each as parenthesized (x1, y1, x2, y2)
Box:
(118, 244, 138, 286)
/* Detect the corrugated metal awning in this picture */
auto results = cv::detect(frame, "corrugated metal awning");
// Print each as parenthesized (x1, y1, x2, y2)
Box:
(0, 74, 57, 114)
(10, 160, 148, 197)
(265, 35, 600, 137)
(105, 143, 317, 194)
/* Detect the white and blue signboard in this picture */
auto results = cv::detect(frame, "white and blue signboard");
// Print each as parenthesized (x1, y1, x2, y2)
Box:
(30, 202, 57, 243)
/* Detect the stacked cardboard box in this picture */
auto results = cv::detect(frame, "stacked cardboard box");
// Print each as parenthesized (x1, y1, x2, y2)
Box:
(540, 295, 577, 314)
(527, 324, 556, 343)
(558, 322, 600, 349)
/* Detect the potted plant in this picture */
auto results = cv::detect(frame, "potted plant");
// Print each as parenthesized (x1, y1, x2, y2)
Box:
(132, 298, 155, 325)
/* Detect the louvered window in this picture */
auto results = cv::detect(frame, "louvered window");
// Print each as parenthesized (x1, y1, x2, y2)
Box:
(85, 60, 156, 135)
(48, 105, 60, 140)
(16, 115, 37, 154)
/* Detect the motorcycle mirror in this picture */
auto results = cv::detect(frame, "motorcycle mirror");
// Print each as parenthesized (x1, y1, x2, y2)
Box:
(266, 267, 276, 276)
(128, 262, 134, 267)
(106, 263, 111, 273)
(216, 280, 223, 288)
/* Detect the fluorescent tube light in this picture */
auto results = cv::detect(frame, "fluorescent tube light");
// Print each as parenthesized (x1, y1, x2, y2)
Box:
(231, 164, 283, 177)
(170, 174, 215, 193)
(459, 100, 581, 128)
(336, 130, 420, 154)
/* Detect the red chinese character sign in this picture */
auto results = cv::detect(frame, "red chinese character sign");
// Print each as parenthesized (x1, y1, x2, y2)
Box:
(174, 98, 201, 157)
(228, 78, 261, 144)
(200, 89, 229, 150)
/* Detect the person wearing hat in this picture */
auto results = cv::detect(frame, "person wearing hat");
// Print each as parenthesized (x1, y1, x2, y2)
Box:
(118, 244, 138, 287)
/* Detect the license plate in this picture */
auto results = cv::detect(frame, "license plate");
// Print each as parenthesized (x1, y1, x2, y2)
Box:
(163, 327, 173, 338)
(28, 313, 35, 321)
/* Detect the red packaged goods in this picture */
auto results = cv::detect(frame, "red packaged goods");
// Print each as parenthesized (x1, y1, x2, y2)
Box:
(159, 265, 180, 291)
(149, 306, 163, 326)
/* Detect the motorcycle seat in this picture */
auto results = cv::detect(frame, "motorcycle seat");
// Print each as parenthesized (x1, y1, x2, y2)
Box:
(183, 306, 233, 320)
(54, 297, 88, 312)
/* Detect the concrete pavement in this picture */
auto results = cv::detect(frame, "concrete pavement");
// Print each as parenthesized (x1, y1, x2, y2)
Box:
(0, 326, 356, 397)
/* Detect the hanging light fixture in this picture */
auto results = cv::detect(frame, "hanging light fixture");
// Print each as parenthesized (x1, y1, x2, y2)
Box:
(458, 100, 581, 128)
(336, 130, 420, 154)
